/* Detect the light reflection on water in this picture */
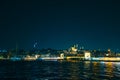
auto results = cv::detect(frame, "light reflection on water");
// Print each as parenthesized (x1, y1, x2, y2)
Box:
(0, 60, 120, 80)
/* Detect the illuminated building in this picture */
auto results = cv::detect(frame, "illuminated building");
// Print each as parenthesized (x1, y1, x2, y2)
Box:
(60, 53, 64, 59)
(69, 44, 78, 54)
(84, 51, 91, 60)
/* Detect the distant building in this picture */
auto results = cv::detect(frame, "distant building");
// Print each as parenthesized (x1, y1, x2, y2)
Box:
(68, 44, 78, 54)
(60, 53, 64, 59)
(84, 51, 91, 60)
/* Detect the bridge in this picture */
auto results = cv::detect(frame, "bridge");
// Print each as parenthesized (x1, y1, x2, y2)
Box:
(66, 56, 85, 60)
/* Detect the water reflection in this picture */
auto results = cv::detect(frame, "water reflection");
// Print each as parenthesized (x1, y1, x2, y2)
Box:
(0, 61, 120, 79)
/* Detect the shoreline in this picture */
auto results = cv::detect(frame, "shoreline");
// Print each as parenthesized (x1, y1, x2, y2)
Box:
(1, 58, 120, 62)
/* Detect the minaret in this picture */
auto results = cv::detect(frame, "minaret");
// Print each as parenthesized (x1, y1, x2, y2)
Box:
(108, 49, 111, 56)
(33, 41, 38, 49)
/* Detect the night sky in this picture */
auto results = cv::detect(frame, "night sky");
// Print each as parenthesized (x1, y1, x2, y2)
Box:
(0, 0, 120, 50)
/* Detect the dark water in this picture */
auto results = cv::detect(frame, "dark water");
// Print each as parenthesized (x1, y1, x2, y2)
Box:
(0, 60, 120, 80)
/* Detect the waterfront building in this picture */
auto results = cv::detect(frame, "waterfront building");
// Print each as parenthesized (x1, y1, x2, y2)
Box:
(84, 51, 91, 60)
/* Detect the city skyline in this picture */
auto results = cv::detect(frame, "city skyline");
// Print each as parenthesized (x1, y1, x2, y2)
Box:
(0, 0, 120, 50)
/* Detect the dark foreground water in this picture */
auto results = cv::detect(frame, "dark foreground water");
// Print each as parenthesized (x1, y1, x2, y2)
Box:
(0, 60, 120, 80)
